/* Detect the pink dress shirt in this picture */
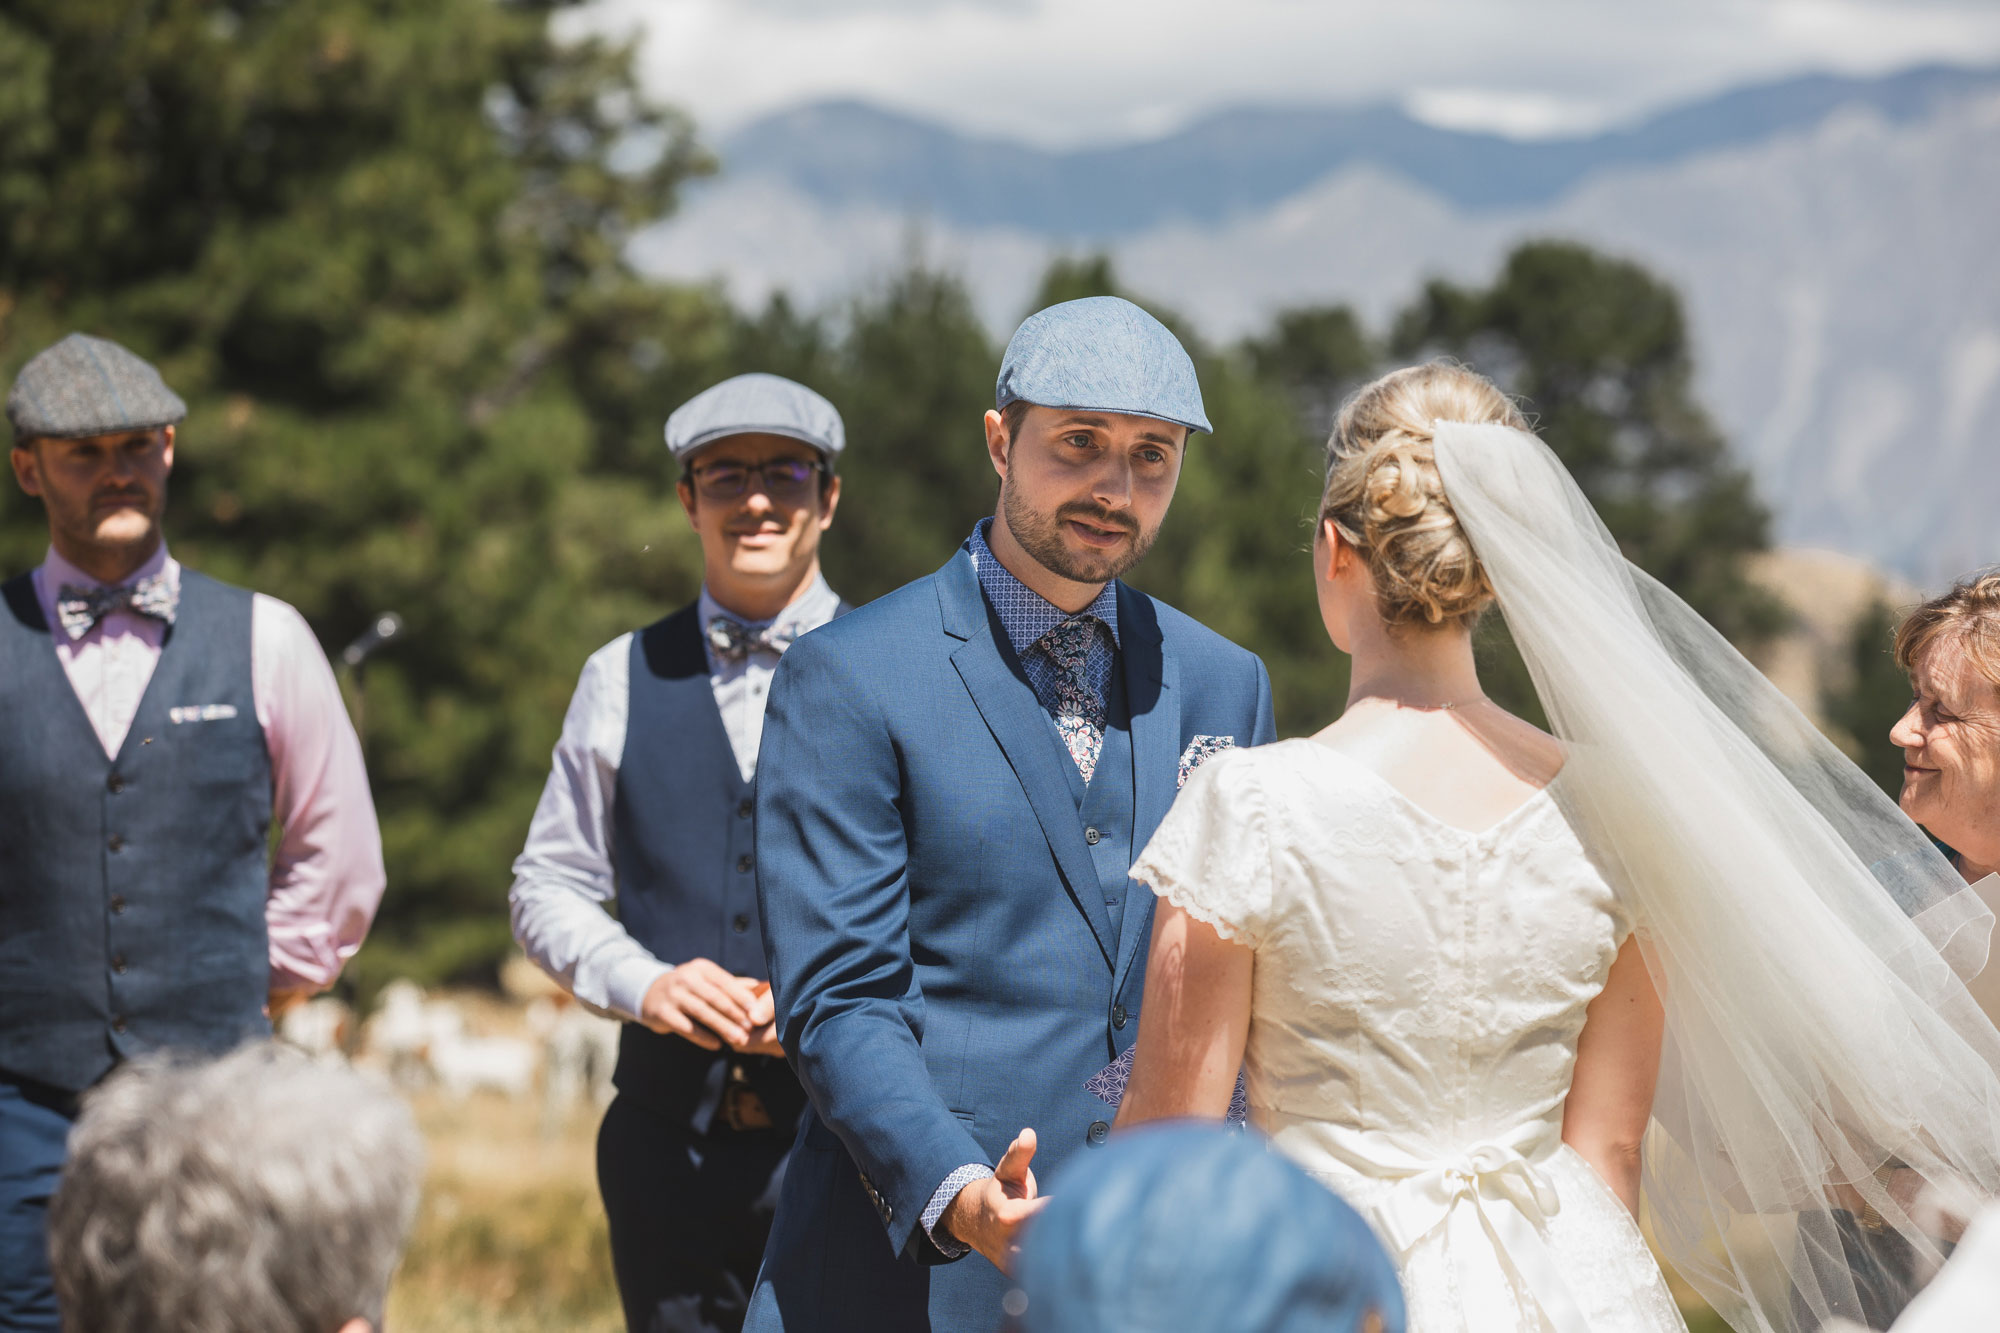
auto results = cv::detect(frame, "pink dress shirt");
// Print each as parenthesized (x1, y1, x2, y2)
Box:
(31, 545, 386, 993)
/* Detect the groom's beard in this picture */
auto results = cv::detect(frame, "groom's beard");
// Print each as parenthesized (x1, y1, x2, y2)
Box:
(1001, 484, 1159, 586)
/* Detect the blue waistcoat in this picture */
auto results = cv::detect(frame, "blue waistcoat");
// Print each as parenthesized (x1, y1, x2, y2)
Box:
(607, 602, 839, 1132)
(1073, 671, 1136, 948)
(0, 569, 273, 1094)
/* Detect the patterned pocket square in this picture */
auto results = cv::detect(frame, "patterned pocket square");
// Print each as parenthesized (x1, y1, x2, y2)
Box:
(1177, 734, 1235, 789)
(168, 704, 238, 724)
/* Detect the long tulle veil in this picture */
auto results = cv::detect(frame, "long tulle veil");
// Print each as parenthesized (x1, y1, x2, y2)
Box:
(1431, 421, 2000, 1331)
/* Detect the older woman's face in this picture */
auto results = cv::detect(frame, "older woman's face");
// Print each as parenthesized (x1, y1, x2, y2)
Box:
(1891, 644, 2000, 859)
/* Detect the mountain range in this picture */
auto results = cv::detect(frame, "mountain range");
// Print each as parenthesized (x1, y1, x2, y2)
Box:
(632, 65, 2000, 583)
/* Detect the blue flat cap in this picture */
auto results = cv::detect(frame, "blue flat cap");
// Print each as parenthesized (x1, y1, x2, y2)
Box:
(665, 373, 844, 464)
(997, 296, 1210, 435)
(7, 334, 187, 441)
(1016, 1123, 1405, 1333)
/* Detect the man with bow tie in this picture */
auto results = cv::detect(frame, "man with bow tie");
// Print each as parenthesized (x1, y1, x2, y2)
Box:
(510, 373, 849, 1333)
(0, 333, 385, 1331)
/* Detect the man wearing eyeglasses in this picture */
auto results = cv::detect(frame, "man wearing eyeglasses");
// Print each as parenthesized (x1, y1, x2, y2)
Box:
(510, 373, 848, 1333)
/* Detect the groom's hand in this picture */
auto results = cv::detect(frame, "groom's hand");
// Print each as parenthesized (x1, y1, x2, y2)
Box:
(941, 1127, 1047, 1273)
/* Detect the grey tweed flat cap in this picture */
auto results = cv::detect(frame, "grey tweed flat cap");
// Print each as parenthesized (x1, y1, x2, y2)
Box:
(664, 373, 845, 464)
(996, 296, 1210, 435)
(6, 333, 188, 441)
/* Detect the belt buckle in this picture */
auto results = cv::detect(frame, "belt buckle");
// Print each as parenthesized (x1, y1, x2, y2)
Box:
(719, 1063, 772, 1132)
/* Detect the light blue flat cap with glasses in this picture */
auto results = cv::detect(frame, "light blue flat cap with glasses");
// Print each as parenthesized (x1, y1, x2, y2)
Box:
(664, 372, 845, 464)
(996, 296, 1211, 435)
(7, 333, 188, 441)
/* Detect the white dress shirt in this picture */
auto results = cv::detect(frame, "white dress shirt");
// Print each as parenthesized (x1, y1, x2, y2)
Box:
(508, 575, 842, 1022)
(30, 544, 386, 992)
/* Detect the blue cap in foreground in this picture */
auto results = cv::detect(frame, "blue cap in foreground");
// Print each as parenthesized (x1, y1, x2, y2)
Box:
(1015, 1122, 1405, 1333)
(665, 372, 845, 464)
(996, 296, 1211, 435)
(7, 333, 188, 441)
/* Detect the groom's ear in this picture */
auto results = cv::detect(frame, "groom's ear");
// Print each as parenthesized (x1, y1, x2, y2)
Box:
(983, 409, 1011, 481)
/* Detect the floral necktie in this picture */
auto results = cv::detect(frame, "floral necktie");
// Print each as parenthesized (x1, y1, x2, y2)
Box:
(1037, 615, 1105, 782)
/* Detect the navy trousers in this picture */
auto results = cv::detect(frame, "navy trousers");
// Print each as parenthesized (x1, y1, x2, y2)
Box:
(598, 1093, 791, 1333)
(0, 1075, 75, 1333)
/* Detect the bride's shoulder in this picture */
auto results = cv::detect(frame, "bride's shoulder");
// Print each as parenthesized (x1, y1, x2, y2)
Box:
(1178, 737, 1391, 817)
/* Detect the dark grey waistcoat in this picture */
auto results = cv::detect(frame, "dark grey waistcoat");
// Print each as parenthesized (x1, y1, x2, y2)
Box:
(608, 602, 845, 1133)
(0, 569, 272, 1093)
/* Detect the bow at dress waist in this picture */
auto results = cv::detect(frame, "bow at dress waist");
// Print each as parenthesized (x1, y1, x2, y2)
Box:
(1261, 1110, 1591, 1333)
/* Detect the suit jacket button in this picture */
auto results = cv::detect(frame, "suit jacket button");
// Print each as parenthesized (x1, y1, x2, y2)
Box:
(1087, 1120, 1109, 1146)
(1084, 826, 1101, 845)
(1112, 1005, 1128, 1029)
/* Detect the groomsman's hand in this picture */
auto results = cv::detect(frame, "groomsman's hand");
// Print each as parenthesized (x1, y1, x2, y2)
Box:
(640, 959, 759, 1050)
(941, 1127, 1047, 1273)
(733, 981, 786, 1057)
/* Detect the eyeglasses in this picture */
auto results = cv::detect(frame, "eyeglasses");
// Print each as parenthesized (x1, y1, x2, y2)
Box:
(687, 458, 825, 502)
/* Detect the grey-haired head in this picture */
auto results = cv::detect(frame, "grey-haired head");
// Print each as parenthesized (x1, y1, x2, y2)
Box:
(47, 1042, 424, 1333)
(996, 296, 1211, 436)
(665, 372, 844, 466)
(6, 333, 187, 443)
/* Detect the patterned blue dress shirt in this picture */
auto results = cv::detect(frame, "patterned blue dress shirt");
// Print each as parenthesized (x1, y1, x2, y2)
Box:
(921, 521, 1126, 1256)
(964, 519, 1120, 719)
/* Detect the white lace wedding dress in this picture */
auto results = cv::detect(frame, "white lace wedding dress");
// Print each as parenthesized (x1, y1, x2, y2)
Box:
(1131, 737, 1688, 1333)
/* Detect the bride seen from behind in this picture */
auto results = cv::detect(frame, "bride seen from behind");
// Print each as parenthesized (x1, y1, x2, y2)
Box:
(1114, 362, 2000, 1333)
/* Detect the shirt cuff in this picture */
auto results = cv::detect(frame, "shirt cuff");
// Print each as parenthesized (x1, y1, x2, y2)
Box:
(604, 956, 674, 1024)
(922, 1163, 995, 1257)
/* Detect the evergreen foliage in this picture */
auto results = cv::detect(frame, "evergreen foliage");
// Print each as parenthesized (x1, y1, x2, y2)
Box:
(1824, 597, 1916, 798)
(1, 5, 1786, 983)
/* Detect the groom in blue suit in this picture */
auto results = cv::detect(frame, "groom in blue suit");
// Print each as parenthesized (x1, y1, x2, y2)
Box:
(745, 297, 1275, 1332)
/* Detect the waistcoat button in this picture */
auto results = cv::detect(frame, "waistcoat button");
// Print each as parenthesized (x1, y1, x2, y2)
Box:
(111, 1016, 127, 1034)
(107, 834, 125, 853)
(736, 854, 753, 873)
(732, 914, 750, 934)
(112, 956, 128, 974)
(107, 774, 125, 794)
(109, 896, 127, 914)
(1112, 1004, 1128, 1029)
(1084, 827, 1101, 845)
(737, 799, 753, 820)
(1087, 1120, 1109, 1145)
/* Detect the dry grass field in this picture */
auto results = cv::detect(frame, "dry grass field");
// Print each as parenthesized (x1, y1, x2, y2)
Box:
(384, 1087, 623, 1332)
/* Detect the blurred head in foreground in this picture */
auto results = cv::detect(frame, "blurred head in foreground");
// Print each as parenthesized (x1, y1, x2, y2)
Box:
(47, 1042, 424, 1333)
(1014, 1122, 1404, 1333)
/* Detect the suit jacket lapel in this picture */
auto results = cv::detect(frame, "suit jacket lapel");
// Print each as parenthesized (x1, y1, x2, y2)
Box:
(1115, 585, 1179, 992)
(938, 553, 1116, 969)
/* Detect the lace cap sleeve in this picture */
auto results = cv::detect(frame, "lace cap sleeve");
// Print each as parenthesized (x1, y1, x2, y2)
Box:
(1131, 749, 1274, 949)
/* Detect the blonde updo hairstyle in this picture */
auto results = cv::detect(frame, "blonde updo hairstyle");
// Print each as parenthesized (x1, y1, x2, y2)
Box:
(1320, 361, 1527, 630)
(1894, 569, 2000, 691)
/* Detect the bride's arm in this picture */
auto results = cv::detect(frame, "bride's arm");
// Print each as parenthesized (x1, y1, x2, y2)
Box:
(1562, 935, 1665, 1216)
(1113, 902, 1251, 1129)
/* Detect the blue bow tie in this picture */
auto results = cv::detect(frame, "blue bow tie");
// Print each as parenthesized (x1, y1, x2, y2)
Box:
(55, 575, 178, 641)
(706, 616, 795, 662)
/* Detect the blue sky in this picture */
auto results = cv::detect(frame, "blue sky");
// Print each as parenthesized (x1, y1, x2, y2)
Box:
(566, 0, 2000, 147)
